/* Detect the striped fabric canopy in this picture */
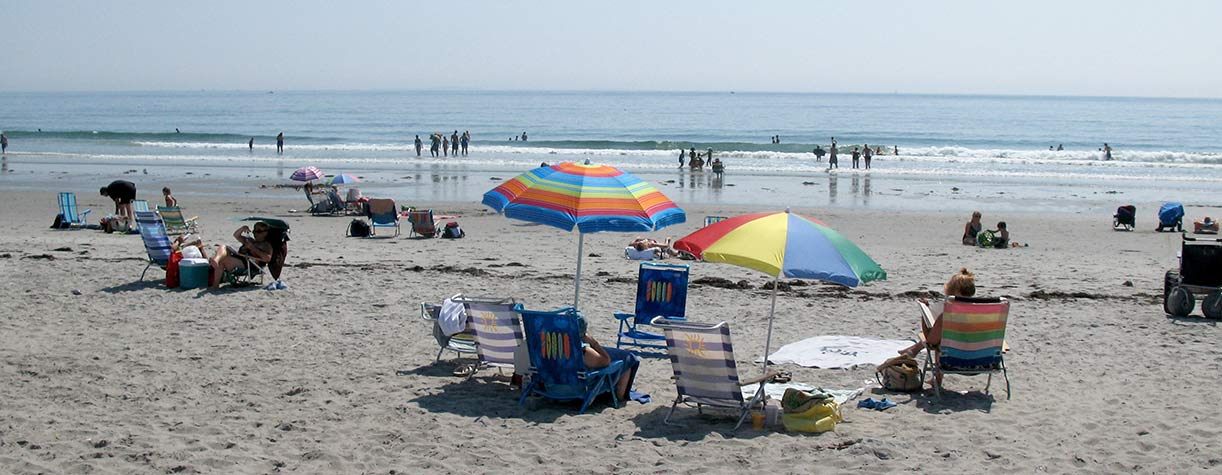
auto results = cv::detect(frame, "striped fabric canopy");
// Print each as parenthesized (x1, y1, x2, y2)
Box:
(290, 166, 324, 182)
(482, 161, 685, 233)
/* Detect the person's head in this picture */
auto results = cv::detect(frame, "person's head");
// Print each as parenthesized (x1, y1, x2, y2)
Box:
(997, 221, 1007, 230)
(632, 241, 648, 251)
(945, 268, 976, 297)
(252, 222, 271, 242)
(99, 187, 108, 196)
(971, 211, 982, 222)
(162, 187, 171, 196)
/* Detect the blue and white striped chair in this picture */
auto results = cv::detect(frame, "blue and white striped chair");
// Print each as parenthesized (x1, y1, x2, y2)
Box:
(466, 299, 525, 379)
(652, 318, 778, 430)
(136, 211, 173, 281)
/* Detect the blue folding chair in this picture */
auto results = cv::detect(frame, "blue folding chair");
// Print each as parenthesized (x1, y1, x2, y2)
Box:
(614, 262, 689, 350)
(519, 307, 624, 414)
(57, 192, 92, 227)
(704, 216, 728, 227)
(136, 211, 173, 281)
(366, 198, 400, 237)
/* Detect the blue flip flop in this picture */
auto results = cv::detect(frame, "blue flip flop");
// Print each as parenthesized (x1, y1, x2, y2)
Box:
(857, 398, 898, 411)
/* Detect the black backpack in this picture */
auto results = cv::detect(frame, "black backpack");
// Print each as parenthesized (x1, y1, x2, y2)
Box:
(348, 219, 370, 238)
(441, 221, 464, 239)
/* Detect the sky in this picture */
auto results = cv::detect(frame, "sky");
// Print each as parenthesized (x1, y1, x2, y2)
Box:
(1, 0, 1220, 98)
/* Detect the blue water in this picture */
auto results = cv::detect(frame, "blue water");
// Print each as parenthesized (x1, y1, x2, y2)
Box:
(1, 90, 1220, 211)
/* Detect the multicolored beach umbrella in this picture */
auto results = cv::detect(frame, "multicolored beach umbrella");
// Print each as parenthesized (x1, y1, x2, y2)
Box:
(327, 173, 360, 185)
(483, 161, 686, 308)
(674, 209, 885, 375)
(290, 166, 324, 182)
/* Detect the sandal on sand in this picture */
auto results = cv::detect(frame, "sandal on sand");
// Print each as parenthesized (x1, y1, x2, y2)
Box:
(452, 364, 476, 377)
(857, 398, 898, 411)
(773, 371, 792, 384)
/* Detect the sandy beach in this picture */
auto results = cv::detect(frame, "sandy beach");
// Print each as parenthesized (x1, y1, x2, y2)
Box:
(1, 185, 1220, 474)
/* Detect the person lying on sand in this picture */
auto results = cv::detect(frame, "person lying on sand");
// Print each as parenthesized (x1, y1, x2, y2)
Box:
(629, 237, 677, 259)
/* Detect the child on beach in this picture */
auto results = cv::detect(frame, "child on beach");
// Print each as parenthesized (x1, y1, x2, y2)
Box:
(991, 222, 1010, 248)
(162, 187, 177, 207)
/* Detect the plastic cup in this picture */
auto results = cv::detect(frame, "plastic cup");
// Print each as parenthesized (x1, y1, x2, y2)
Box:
(751, 411, 766, 430)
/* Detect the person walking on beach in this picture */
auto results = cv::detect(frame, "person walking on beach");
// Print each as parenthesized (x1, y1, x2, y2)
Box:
(248, 137, 254, 151)
(451, 131, 460, 156)
(415, 135, 423, 157)
(276, 132, 284, 154)
(813, 145, 825, 162)
(678, 149, 687, 168)
(851, 147, 861, 169)
(829, 142, 839, 169)
(442, 135, 449, 157)
(1103, 143, 1113, 160)
(461, 131, 470, 156)
(1, 133, 7, 154)
(863, 144, 873, 169)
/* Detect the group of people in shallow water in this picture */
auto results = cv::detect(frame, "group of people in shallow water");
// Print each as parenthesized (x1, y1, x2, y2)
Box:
(417, 131, 472, 157)
(813, 138, 898, 171)
(677, 148, 724, 175)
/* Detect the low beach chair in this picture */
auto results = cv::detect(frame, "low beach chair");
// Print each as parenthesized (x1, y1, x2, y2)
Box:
(136, 211, 172, 281)
(519, 307, 625, 413)
(651, 318, 778, 430)
(366, 198, 400, 237)
(131, 200, 149, 231)
(704, 216, 728, 227)
(922, 296, 1012, 399)
(156, 205, 199, 235)
(615, 262, 689, 351)
(57, 192, 91, 228)
(465, 298, 525, 378)
(345, 188, 364, 215)
(421, 300, 478, 361)
(408, 209, 437, 238)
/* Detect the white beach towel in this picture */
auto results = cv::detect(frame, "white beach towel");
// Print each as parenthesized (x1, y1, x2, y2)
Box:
(624, 246, 657, 260)
(740, 382, 865, 405)
(765, 335, 912, 369)
(438, 298, 468, 336)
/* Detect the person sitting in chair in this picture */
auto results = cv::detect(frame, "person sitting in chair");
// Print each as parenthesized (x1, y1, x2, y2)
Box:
(582, 332, 640, 406)
(209, 223, 273, 288)
(899, 268, 977, 362)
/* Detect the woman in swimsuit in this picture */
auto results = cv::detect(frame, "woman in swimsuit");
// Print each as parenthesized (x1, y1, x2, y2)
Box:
(209, 222, 274, 288)
(962, 211, 982, 246)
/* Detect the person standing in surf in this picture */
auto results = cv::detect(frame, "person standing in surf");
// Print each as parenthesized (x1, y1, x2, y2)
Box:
(851, 147, 861, 169)
(276, 132, 284, 154)
(863, 143, 873, 169)
(678, 149, 687, 168)
(829, 141, 839, 170)
(461, 131, 470, 156)
(430, 133, 441, 157)
(450, 131, 459, 156)
(1103, 143, 1113, 160)
(415, 135, 423, 157)
(1, 133, 7, 154)
(521, 131, 528, 141)
(813, 145, 825, 162)
(248, 137, 254, 151)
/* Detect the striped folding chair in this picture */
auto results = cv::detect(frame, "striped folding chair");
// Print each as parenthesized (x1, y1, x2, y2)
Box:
(652, 318, 778, 430)
(924, 296, 1011, 399)
(136, 211, 173, 281)
(156, 205, 199, 235)
(57, 192, 92, 227)
(704, 216, 728, 227)
(466, 299, 525, 378)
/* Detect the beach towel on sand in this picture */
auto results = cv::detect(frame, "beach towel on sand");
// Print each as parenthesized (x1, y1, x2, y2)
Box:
(739, 382, 864, 405)
(764, 335, 912, 369)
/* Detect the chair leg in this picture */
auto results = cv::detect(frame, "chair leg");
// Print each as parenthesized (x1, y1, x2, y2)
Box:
(985, 373, 993, 395)
(140, 262, 151, 281)
(733, 406, 752, 431)
(518, 381, 536, 407)
(435, 346, 445, 362)
(1002, 365, 1011, 400)
(663, 398, 683, 426)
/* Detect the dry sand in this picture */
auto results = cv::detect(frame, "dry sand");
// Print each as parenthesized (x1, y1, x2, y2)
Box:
(1, 188, 1220, 474)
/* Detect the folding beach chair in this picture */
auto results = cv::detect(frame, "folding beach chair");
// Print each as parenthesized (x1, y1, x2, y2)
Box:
(56, 192, 91, 228)
(704, 216, 728, 227)
(421, 299, 478, 361)
(156, 205, 199, 235)
(408, 209, 437, 238)
(136, 211, 173, 281)
(519, 307, 625, 413)
(130, 200, 150, 231)
(345, 188, 364, 215)
(651, 318, 778, 430)
(614, 262, 689, 350)
(366, 198, 400, 237)
(921, 296, 1012, 399)
(465, 298, 525, 378)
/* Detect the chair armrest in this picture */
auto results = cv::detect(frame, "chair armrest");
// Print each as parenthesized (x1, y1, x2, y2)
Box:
(585, 360, 625, 378)
(81, 209, 92, 217)
(738, 371, 782, 387)
(613, 312, 633, 321)
(185, 216, 199, 223)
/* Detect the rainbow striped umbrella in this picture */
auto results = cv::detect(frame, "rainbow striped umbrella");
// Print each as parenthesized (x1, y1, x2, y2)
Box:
(483, 161, 686, 308)
(674, 209, 885, 374)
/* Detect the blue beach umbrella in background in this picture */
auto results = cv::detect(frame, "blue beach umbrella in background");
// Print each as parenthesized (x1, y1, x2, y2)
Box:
(483, 161, 686, 309)
(327, 173, 360, 185)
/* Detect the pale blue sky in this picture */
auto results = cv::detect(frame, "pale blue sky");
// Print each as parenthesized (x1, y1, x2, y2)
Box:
(2, 0, 1219, 97)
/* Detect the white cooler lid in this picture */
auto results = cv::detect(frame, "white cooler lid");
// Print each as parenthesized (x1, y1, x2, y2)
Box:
(180, 258, 210, 266)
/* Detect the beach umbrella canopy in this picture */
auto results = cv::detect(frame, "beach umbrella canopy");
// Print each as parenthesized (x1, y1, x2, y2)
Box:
(674, 209, 886, 374)
(290, 166, 324, 182)
(328, 173, 360, 185)
(483, 161, 686, 308)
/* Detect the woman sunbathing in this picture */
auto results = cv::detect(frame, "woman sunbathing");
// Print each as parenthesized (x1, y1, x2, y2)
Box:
(209, 223, 273, 288)
(899, 267, 976, 358)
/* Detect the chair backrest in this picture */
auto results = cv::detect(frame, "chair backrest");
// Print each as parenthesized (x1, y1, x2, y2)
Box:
(135, 211, 172, 265)
(346, 188, 362, 202)
(409, 209, 436, 235)
(655, 319, 744, 404)
(704, 216, 728, 227)
(633, 262, 689, 325)
(367, 199, 397, 225)
(133, 200, 150, 213)
(1181, 241, 1222, 287)
(58, 192, 83, 223)
(156, 206, 189, 229)
(466, 300, 524, 369)
(939, 297, 1010, 369)
(520, 307, 590, 398)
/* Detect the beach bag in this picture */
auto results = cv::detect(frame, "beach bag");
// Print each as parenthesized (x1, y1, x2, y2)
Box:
(166, 251, 183, 289)
(780, 388, 841, 433)
(875, 355, 923, 392)
(50, 213, 70, 229)
(442, 221, 464, 239)
(347, 219, 370, 238)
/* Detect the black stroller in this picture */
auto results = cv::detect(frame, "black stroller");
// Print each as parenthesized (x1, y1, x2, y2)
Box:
(1164, 235, 1222, 318)
(1113, 205, 1136, 231)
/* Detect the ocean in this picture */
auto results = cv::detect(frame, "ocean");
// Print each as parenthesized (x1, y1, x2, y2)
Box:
(1, 90, 1219, 212)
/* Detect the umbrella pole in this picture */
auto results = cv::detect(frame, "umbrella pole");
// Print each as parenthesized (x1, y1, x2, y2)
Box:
(573, 233, 584, 309)
(762, 274, 780, 377)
